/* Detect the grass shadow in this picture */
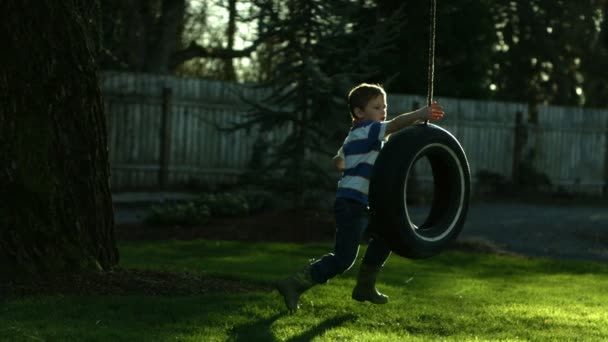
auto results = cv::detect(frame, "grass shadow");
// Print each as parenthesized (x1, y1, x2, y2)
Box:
(286, 314, 358, 342)
(229, 313, 284, 342)
(229, 313, 357, 342)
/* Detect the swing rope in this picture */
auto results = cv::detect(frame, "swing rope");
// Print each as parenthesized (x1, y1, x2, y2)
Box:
(425, 0, 437, 125)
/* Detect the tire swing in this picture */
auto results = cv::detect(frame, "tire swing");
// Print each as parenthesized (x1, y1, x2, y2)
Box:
(368, 0, 471, 259)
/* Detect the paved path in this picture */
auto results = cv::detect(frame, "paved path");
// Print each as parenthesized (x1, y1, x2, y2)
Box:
(457, 201, 608, 262)
(113, 194, 608, 263)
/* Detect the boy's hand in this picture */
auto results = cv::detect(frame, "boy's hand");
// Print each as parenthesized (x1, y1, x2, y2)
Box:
(385, 102, 445, 136)
(333, 155, 345, 171)
(421, 102, 444, 121)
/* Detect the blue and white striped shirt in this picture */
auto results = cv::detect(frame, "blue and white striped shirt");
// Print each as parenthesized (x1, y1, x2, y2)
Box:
(336, 120, 388, 205)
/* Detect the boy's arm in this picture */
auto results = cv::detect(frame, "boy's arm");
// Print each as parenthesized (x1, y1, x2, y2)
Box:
(333, 147, 345, 171)
(385, 103, 444, 136)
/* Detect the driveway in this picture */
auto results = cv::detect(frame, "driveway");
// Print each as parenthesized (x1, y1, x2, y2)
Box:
(455, 201, 608, 262)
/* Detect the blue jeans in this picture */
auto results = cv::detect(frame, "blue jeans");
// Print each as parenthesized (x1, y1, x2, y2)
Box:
(310, 198, 392, 284)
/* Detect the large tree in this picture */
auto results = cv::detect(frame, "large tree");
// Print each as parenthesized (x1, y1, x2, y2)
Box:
(0, 1, 118, 276)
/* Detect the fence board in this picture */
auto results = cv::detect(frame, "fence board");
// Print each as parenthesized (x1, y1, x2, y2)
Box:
(102, 71, 608, 195)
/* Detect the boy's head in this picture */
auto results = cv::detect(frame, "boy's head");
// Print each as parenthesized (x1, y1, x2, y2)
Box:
(348, 83, 387, 123)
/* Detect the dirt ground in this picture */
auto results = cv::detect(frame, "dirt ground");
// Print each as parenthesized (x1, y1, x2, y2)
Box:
(116, 208, 337, 243)
(5, 199, 605, 298)
(2, 268, 271, 298)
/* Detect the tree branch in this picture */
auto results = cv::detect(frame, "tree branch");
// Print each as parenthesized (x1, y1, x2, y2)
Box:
(170, 35, 268, 69)
(169, 0, 282, 70)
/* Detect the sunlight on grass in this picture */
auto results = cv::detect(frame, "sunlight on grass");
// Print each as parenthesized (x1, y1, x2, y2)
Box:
(2, 239, 607, 341)
(119, 239, 608, 341)
(119, 239, 329, 282)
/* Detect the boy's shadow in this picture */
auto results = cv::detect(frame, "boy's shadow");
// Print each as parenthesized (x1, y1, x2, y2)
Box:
(230, 312, 358, 342)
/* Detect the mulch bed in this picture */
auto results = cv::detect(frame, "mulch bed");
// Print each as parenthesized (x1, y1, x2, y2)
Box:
(3, 209, 516, 298)
(2, 269, 272, 298)
(115, 209, 518, 257)
(3, 210, 333, 298)
(115, 209, 336, 243)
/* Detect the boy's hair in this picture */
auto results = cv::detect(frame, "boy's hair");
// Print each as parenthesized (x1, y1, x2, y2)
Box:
(348, 83, 386, 120)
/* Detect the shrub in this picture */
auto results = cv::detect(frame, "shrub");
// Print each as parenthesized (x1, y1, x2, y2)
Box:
(144, 201, 210, 226)
(476, 169, 508, 196)
(195, 192, 249, 217)
(299, 190, 335, 210)
(236, 188, 277, 214)
(142, 189, 285, 227)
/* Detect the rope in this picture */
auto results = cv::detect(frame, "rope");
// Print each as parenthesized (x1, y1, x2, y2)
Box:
(425, 0, 437, 125)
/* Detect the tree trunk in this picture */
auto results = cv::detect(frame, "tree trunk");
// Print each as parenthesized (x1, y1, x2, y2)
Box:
(0, 1, 119, 276)
(145, 0, 186, 73)
(222, 0, 238, 81)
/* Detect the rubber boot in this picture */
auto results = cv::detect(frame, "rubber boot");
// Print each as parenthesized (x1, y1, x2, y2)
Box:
(351, 264, 389, 304)
(275, 265, 316, 311)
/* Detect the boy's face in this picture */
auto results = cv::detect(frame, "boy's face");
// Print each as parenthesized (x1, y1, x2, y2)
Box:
(355, 94, 387, 122)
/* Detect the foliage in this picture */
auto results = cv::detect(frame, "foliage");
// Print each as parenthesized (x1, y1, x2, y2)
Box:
(235, 187, 278, 214)
(362, 0, 497, 100)
(195, 192, 250, 217)
(234, 0, 405, 204)
(299, 189, 335, 211)
(475, 169, 508, 197)
(516, 161, 552, 189)
(486, 0, 608, 107)
(142, 189, 278, 226)
(362, 0, 608, 108)
(144, 201, 210, 226)
(98, 0, 608, 107)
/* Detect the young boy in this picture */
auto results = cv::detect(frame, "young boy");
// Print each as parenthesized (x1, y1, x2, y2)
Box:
(276, 83, 444, 311)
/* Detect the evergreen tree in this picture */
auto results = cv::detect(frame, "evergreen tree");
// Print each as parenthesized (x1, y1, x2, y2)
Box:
(237, 0, 404, 205)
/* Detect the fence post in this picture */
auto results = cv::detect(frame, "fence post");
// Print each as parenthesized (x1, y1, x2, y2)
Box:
(159, 87, 172, 189)
(511, 111, 526, 185)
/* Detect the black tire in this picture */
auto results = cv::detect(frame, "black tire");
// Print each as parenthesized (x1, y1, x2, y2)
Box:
(369, 123, 471, 259)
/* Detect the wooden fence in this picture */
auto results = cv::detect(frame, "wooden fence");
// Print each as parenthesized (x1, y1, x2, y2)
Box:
(101, 71, 608, 196)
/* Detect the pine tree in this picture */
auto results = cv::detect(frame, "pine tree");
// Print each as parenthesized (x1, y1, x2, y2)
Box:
(237, 0, 405, 206)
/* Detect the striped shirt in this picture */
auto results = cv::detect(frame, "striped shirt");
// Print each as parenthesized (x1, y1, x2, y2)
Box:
(336, 120, 388, 205)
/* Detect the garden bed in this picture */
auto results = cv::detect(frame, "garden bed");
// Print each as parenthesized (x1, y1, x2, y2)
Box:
(115, 209, 336, 243)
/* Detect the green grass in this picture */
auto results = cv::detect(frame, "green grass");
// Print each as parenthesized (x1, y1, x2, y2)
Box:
(2, 239, 608, 341)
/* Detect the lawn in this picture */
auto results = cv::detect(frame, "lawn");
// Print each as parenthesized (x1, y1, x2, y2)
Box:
(2, 239, 607, 341)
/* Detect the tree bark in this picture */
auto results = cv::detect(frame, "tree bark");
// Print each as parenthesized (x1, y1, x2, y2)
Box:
(0, 1, 119, 276)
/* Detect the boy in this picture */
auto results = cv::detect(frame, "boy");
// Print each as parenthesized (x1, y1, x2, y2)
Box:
(276, 83, 444, 311)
